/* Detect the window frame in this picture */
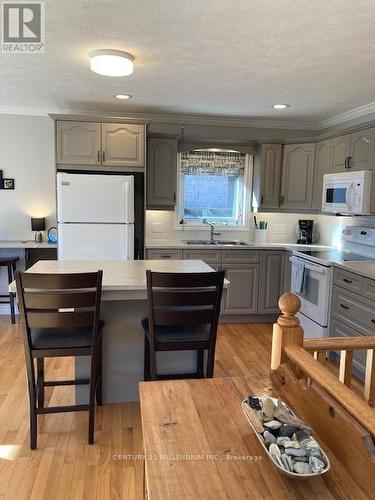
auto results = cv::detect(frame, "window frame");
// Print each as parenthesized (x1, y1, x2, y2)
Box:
(174, 152, 253, 232)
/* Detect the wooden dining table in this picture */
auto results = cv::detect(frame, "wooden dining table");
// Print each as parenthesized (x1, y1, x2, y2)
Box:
(139, 376, 370, 499)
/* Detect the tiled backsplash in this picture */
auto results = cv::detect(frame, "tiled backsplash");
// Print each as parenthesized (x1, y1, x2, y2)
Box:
(146, 210, 353, 248)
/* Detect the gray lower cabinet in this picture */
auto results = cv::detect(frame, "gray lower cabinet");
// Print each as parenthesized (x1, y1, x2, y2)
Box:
(147, 138, 177, 209)
(258, 251, 284, 314)
(280, 143, 316, 210)
(182, 249, 222, 270)
(222, 264, 259, 314)
(330, 266, 375, 375)
(330, 318, 367, 375)
(146, 248, 183, 259)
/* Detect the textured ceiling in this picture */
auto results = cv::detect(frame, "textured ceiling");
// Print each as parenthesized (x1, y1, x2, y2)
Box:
(1, 0, 375, 124)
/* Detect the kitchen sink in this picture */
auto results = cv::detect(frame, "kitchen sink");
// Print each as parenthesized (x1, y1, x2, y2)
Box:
(183, 239, 250, 246)
(216, 240, 250, 246)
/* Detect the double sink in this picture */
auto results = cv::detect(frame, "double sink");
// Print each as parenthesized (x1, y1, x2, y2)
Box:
(183, 239, 251, 246)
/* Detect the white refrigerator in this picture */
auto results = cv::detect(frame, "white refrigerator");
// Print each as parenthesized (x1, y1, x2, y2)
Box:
(57, 172, 134, 260)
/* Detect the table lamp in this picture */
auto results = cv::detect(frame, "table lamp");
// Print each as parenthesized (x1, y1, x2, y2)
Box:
(31, 217, 45, 243)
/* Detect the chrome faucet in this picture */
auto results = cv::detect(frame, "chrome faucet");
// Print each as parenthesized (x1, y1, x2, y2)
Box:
(203, 219, 216, 243)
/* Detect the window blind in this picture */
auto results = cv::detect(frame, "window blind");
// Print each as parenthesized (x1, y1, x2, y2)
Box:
(180, 151, 246, 177)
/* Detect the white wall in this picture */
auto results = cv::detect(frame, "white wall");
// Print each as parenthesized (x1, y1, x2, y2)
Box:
(0, 114, 55, 311)
(146, 210, 352, 248)
(0, 114, 56, 239)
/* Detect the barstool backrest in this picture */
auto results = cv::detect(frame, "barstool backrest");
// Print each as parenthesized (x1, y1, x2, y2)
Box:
(146, 270, 225, 341)
(16, 271, 103, 346)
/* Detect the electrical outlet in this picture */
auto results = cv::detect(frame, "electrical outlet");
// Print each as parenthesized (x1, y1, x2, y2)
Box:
(151, 223, 163, 233)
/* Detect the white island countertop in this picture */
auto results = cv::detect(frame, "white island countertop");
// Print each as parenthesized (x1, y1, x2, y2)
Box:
(10, 259, 226, 300)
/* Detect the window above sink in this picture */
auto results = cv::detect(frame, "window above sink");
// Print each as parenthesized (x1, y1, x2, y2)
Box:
(175, 150, 253, 231)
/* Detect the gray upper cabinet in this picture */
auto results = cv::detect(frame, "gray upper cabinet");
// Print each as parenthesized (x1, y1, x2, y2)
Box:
(56, 121, 101, 165)
(258, 251, 284, 314)
(330, 134, 350, 173)
(280, 143, 315, 210)
(102, 123, 145, 167)
(259, 144, 282, 209)
(350, 128, 375, 171)
(312, 140, 331, 210)
(56, 120, 145, 168)
(147, 138, 177, 209)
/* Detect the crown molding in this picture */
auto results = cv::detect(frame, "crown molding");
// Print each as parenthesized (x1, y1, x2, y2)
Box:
(0, 104, 318, 130)
(318, 101, 375, 130)
(4, 101, 375, 135)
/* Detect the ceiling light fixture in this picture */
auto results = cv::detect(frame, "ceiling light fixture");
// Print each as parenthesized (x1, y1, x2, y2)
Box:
(114, 94, 132, 100)
(90, 50, 134, 77)
(272, 104, 290, 110)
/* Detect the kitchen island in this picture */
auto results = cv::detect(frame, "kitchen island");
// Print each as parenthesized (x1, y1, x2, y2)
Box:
(11, 259, 221, 403)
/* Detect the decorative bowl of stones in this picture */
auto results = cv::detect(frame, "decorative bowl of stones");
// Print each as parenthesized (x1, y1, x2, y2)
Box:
(241, 396, 330, 478)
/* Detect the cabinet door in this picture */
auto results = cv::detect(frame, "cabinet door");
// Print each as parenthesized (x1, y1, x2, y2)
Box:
(350, 128, 375, 171)
(222, 264, 259, 314)
(330, 135, 350, 173)
(280, 144, 315, 209)
(312, 140, 331, 210)
(102, 123, 145, 167)
(147, 139, 177, 208)
(258, 251, 284, 314)
(260, 144, 282, 209)
(56, 121, 101, 165)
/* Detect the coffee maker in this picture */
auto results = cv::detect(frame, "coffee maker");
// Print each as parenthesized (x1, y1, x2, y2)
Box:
(297, 219, 314, 245)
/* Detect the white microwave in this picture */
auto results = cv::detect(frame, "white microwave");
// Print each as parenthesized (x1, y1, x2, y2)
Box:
(322, 170, 372, 215)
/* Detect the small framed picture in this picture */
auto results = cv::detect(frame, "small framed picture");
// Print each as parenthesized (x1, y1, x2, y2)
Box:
(2, 178, 14, 190)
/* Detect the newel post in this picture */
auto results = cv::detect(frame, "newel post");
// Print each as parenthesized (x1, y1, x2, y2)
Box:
(271, 293, 304, 370)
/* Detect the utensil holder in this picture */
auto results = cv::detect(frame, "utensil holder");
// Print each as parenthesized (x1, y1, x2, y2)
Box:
(254, 229, 268, 243)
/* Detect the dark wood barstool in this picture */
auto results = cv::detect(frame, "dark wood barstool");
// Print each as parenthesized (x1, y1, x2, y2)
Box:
(15, 270, 104, 449)
(142, 270, 225, 381)
(0, 257, 19, 324)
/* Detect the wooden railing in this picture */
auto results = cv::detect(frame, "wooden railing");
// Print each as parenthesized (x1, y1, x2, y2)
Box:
(303, 337, 375, 405)
(271, 292, 375, 438)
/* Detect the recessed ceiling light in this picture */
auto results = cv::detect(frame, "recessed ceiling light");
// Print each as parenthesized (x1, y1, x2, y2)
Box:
(90, 50, 134, 77)
(272, 104, 290, 110)
(114, 94, 132, 100)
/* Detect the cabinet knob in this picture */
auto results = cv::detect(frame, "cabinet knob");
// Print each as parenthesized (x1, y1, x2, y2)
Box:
(279, 195, 285, 205)
(97, 151, 100, 163)
(261, 194, 264, 205)
(340, 303, 349, 310)
(343, 278, 352, 284)
(102, 151, 106, 163)
(348, 156, 353, 169)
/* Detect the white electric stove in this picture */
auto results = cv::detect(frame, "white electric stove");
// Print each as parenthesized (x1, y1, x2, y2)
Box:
(290, 226, 375, 338)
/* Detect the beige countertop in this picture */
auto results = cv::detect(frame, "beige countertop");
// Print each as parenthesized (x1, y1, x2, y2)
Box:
(0, 240, 57, 249)
(333, 261, 375, 281)
(10, 259, 225, 295)
(146, 240, 333, 251)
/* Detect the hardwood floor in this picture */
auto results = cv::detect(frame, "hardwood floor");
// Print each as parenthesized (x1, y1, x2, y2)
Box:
(0, 317, 362, 499)
(0, 317, 276, 499)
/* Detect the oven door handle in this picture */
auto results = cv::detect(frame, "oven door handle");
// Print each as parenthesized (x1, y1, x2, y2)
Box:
(289, 256, 328, 274)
